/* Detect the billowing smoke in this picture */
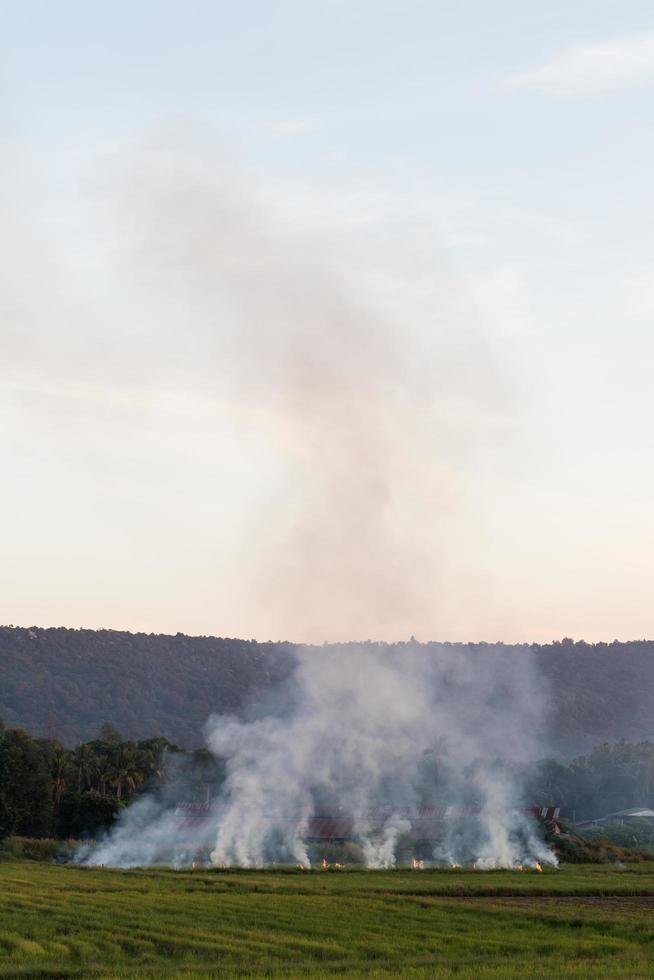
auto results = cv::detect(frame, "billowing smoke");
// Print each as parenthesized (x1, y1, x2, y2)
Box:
(5, 127, 545, 868)
(80, 643, 556, 870)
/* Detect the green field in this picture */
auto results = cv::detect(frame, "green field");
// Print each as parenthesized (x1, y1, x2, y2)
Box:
(2, 861, 654, 978)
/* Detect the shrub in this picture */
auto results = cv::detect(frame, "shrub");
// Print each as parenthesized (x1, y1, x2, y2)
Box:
(0, 836, 82, 862)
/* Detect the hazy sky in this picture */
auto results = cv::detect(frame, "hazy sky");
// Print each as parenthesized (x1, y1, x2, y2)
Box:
(2, 0, 654, 643)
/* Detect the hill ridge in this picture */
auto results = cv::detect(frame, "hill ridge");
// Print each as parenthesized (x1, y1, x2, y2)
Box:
(2, 625, 654, 754)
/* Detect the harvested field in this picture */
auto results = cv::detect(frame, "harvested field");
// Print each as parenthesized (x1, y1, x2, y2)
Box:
(1, 861, 654, 977)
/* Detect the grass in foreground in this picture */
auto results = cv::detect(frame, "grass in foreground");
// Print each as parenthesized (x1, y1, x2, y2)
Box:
(1, 861, 654, 978)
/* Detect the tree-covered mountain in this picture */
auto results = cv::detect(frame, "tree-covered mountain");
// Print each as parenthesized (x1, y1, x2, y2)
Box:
(0, 626, 294, 749)
(2, 626, 654, 755)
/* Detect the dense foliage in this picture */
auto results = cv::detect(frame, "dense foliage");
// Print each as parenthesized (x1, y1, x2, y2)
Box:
(526, 740, 654, 823)
(2, 715, 654, 841)
(2, 627, 654, 752)
(581, 818, 654, 852)
(0, 626, 295, 747)
(0, 720, 222, 840)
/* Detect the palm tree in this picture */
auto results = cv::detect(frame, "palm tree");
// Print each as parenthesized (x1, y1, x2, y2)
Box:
(139, 743, 170, 790)
(50, 747, 71, 812)
(94, 754, 113, 796)
(71, 742, 96, 793)
(109, 746, 143, 800)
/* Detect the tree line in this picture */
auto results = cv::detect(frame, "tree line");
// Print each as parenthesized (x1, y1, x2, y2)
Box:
(526, 740, 654, 822)
(0, 720, 221, 839)
(2, 717, 654, 842)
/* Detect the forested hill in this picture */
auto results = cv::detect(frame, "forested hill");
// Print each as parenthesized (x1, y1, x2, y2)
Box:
(2, 626, 654, 755)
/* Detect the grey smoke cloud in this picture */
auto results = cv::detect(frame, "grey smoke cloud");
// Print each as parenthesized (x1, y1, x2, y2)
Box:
(104, 129, 511, 641)
(82, 643, 556, 870)
(1, 124, 513, 639)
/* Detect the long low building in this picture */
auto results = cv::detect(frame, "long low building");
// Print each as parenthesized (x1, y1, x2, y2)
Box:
(175, 802, 560, 841)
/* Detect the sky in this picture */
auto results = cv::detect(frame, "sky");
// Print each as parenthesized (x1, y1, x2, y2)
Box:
(2, 0, 654, 643)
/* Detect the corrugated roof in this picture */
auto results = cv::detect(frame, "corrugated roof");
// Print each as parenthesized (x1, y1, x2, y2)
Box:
(583, 806, 654, 825)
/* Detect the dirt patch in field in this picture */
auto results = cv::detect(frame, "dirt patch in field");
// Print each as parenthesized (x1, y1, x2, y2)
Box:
(480, 895, 654, 910)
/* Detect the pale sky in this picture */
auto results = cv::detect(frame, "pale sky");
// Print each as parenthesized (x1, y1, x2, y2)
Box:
(2, 0, 654, 643)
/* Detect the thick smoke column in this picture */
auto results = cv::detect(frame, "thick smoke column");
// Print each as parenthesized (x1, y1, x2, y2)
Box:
(55, 134, 549, 870)
(83, 644, 556, 870)
(207, 645, 554, 868)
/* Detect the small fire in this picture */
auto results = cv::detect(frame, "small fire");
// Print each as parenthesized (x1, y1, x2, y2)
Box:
(534, 862, 543, 873)
(296, 864, 306, 871)
(334, 862, 344, 870)
(451, 863, 462, 869)
(322, 857, 329, 870)
(411, 858, 425, 870)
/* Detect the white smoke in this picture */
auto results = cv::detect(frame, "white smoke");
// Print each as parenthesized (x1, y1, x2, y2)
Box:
(75, 796, 212, 870)
(81, 643, 557, 870)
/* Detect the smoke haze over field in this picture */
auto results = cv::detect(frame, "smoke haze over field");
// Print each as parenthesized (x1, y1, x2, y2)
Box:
(2, 129, 511, 642)
(83, 644, 556, 870)
(110, 133, 510, 641)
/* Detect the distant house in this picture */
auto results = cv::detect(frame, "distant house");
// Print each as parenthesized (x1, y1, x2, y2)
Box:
(577, 807, 654, 828)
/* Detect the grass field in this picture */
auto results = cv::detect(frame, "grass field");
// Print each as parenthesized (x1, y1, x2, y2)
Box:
(2, 861, 654, 978)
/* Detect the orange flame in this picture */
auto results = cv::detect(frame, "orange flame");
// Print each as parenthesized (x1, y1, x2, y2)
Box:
(535, 862, 543, 872)
(322, 857, 329, 870)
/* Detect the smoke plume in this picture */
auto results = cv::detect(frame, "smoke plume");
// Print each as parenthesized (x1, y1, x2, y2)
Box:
(107, 128, 511, 642)
(81, 643, 556, 870)
(3, 125, 514, 640)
